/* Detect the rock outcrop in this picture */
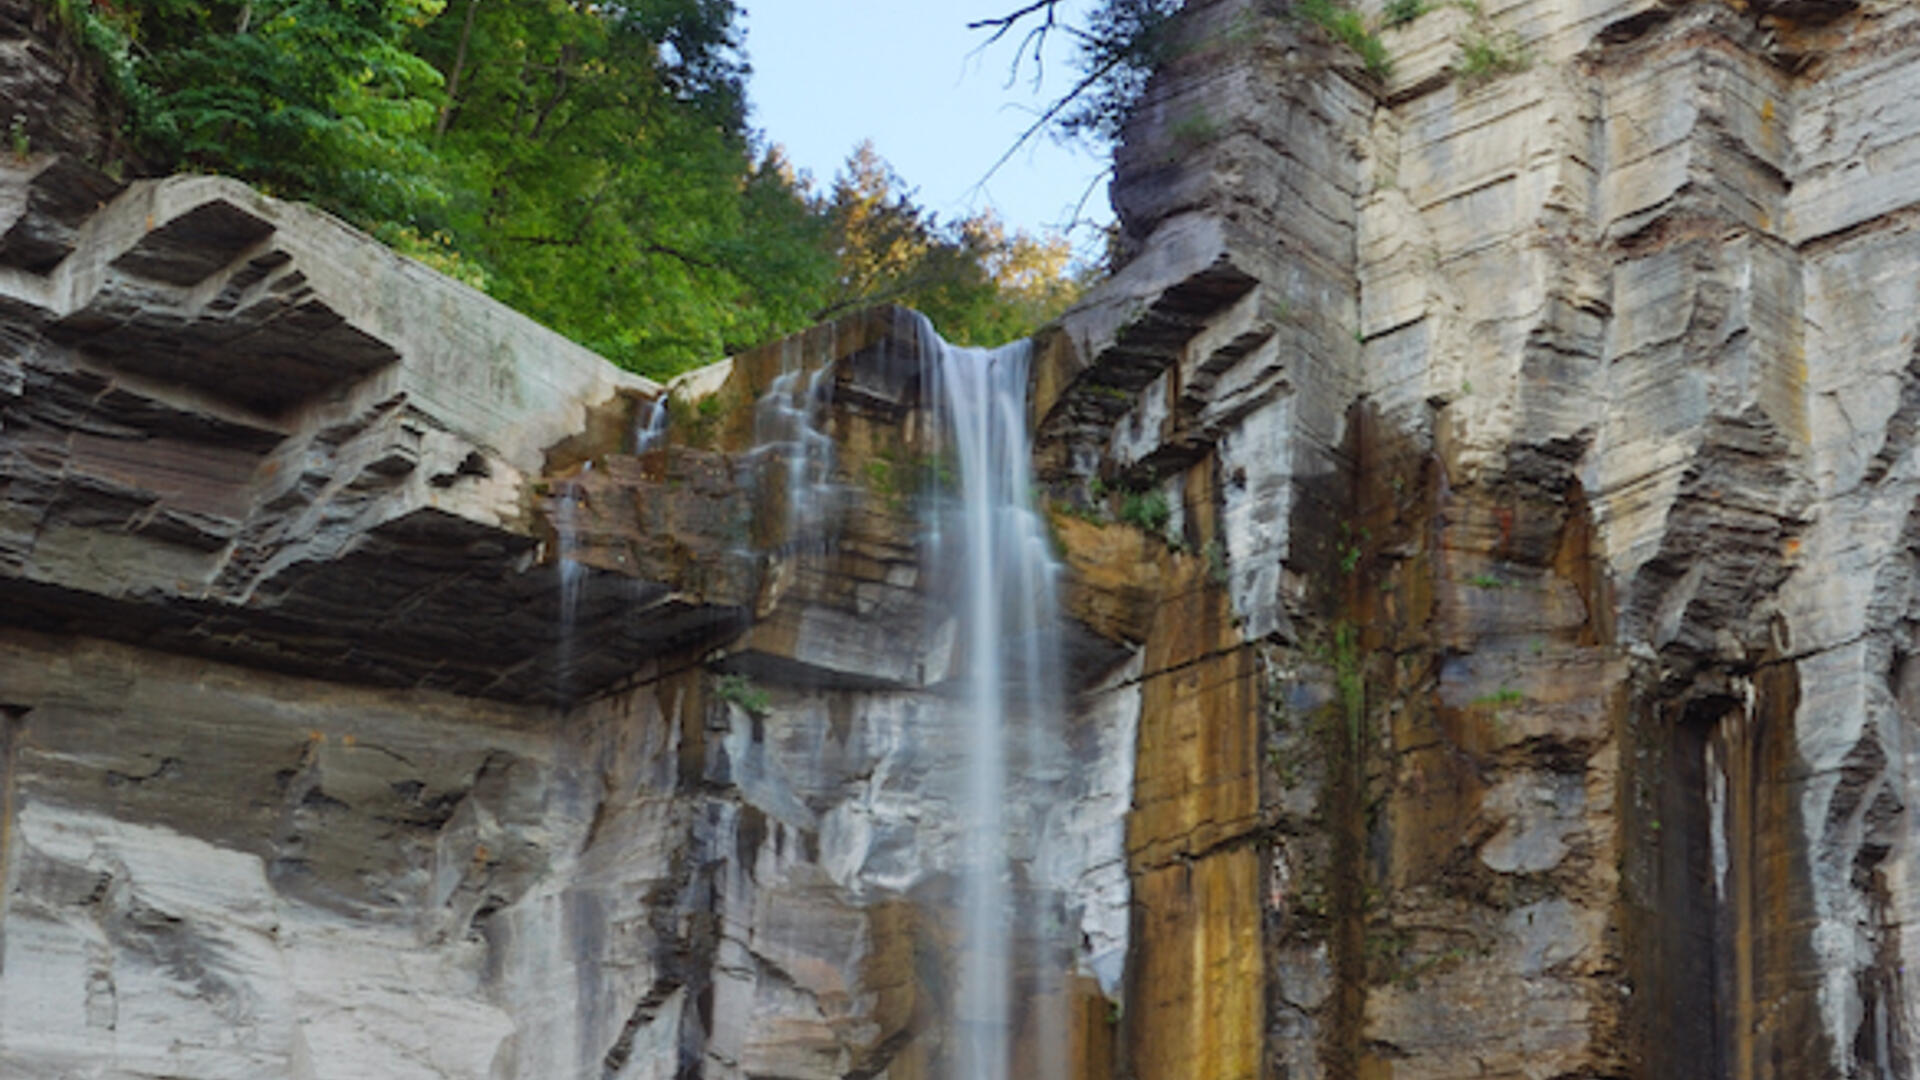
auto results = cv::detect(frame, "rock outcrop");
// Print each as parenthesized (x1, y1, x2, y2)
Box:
(0, 174, 1133, 1076)
(1025, 0, 1920, 1076)
(6, 0, 1920, 1077)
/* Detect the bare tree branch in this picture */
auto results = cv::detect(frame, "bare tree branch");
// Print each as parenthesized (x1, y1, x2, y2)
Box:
(966, 1, 1062, 46)
(436, 0, 483, 138)
(1062, 163, 1116, 235)
(964, 51, 1125, 196)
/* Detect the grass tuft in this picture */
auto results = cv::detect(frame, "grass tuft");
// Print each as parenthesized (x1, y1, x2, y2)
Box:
(1296, 0, 1393, 79)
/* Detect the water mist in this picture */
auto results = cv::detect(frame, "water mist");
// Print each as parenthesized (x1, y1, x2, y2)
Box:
(916, 315, 1069, 1080)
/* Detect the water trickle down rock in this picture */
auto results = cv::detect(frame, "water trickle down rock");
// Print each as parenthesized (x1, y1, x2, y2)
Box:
(10, 0, 1920, 1077)
(912, 313, 1075, 1080)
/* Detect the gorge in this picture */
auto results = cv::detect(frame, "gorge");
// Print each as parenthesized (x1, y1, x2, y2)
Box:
(7, 0, 1920, 1077)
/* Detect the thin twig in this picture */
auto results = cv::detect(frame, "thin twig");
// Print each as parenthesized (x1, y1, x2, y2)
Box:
(964, 52, 1125, 198)
(965, 0, 1061, 46)
(1060, 163, 1115, 235)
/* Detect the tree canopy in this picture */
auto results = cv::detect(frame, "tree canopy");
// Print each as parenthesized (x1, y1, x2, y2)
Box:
(61, 0, 1098, 378)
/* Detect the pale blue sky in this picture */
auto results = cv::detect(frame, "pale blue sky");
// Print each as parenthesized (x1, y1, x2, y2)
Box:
(741, 1, 1113, 254)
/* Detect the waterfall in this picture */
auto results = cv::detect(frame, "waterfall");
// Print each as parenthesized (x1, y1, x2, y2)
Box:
(754, 351, 838, 550)
(916, 316, 1068, 1080)
(555, 461, 590, 704)
(634, 396, 668, 453)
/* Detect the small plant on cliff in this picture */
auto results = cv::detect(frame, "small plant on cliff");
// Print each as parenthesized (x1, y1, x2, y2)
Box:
(1118, 489, 1172, 535)
(1204, 538, 1230, 586)
(1332, 621, 1364, 752)
(1457, 24, 1530, 82)
(1472, 686, 1525, 708)
(1169, 109, 1223, 148)
(1384, 0, 1428, 27)
(714, 673, 771, 716)
(1296, 0, 1393, 79)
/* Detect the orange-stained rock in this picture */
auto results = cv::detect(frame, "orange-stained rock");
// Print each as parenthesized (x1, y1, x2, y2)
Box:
(1128, 641, 1260, 868)
(1052, 511, 1168, 645)
(1128, 850, 1264, 1080)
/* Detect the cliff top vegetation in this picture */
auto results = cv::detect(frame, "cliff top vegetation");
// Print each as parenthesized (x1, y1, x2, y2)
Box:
(46, 0, 1133, 378)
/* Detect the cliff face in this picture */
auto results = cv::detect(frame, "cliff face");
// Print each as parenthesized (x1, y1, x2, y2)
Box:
(3, 0, 1920, 1077)
(1033, 0, 1920, 1075)
(0, 181, 1134, 1077)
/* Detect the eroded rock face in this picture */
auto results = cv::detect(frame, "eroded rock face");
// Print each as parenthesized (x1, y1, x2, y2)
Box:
(0, 185, 1134, 1076)
(0, 164, 734, 703)
(7, 0, 1920, 1076)
(1024, 0, 1920, 1076)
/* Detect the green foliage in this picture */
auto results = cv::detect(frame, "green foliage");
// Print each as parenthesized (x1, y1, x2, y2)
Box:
(1466, 572, 1507, 589)
(132, 0, 449, 224)
(368, 221, 485, 288)
(666, 392, 722, 445)
(1168, 109, 1221, 148)
(1055, 0, 1186, 144)
(77, 0, 1084, 380)
(714, 672, 770, 715)
(1118, 489, 1171, 535)
(1204, 538, 1229, 586)
(1297, 0, 1392, 79)
(1332, 621, 1364, 752)
(46, 0, 150, 129)
(407, 0, 826, 375)
(864, 458, 897, 498)
(821, 142, 1084, 348)
(1472, 686, 1525, 708)
(1457, 24, 1530, 82)
(1384, 0, 1428, 26)
(1339, 542, 1362, 575)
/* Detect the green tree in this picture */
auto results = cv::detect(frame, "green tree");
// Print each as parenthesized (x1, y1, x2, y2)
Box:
(411, 0, 838, 376)
(61, 0, 1085, 377)
(820, 141, 1081, 346)
(130, 0, 448, 224)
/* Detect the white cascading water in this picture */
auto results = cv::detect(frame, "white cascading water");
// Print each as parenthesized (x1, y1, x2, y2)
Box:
(754, 351, 838, 549)
(554, 461, 591, 703)
(633, 396, 668, 454)
(916, 315, 1068, 1080)
(688, 316, 1068, 1075)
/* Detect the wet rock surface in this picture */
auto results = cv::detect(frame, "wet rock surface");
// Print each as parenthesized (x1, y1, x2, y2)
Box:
(1023, 0, 1920, 1076)
(7, 0, 1920, 1077)
(0, 220, 1135, 1076)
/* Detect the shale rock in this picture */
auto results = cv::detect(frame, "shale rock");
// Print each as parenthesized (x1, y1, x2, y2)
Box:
(1025, 0, 1920, 1076)
(8, 0, 1920, 1077)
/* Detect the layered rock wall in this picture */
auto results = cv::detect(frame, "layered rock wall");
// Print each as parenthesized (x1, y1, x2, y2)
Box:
(0, 175, 1133, 1078)
(1026, 0, 1920, 1075)
(8, 1, 1920, 1077)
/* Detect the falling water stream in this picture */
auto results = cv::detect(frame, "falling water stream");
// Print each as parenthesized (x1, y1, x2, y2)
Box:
(633, 396, 668, 454)
(555, 461, 590, 703)
(755, 351, 838, 549)
(915, 316, 1067, 1080)
(555, 320, 1069, 1074)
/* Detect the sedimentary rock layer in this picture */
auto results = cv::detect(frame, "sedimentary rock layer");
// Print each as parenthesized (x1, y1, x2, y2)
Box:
(1025, 0, 1920, 1075)
(0, 230, 1136, 1076)
(7, 0, 1920, 1076)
